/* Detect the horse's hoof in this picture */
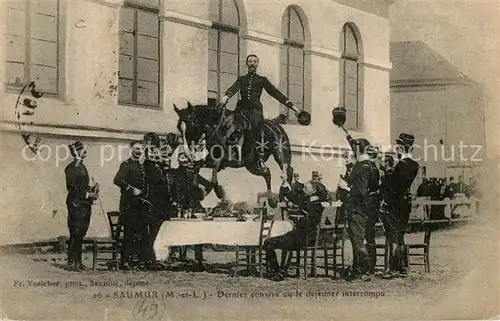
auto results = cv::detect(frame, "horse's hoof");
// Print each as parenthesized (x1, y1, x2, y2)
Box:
(214, 185, 226, 199)
(267, 191, 278, 208)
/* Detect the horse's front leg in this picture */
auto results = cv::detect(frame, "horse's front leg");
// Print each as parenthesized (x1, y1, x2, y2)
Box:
(211, 160, 226, 199)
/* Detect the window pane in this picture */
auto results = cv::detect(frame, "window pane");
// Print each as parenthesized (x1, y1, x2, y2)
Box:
(31, 39, 57, 67)
(119, 32, 134, 55)
(288, 65, 303, 86)
(220, 52, 238, 74)
(31, 65, 57, 94)
(137, 58, 158, 82)
(7, 35, 25, 63)
(345, 109, 358, 129)
(221, 0, 239, 26)
(289, 47, 303, 67)
(208, 49, 218, 71)
(31, 13, 57, 42)
(31, 0, 58, 16)
(280, 46, 288, 65)
(289, 9, 304, 43)
(137, 35, 158, 60)
(344, 25, 359, 58)
(119, 78, 133, 102)
(345, 76, 357, 94)
(208, 70, 218, 93)
(119, 55, 134, 79)
(137, 81, 158, 105)
(6, 62, 26, 86)
(208, 29, 218, 50)
(8, 7, 26, 37)
(137, 10, 158, 37)
(279, 63, 288, 95)
(220, 32, 238, 54)
(120, 7, 135, 33)
(345, 93, 357, 111)
(220, 73, 237, 110)
(208, 0, 219, 22)
(288, 84, 303, 104)
(345, 59, 358, 75)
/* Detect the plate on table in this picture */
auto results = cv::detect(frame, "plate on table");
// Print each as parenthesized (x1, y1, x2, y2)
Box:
(170, 218, 186, 221)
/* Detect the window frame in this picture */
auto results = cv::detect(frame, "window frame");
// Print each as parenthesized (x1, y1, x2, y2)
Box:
(207, 0, 240, 107)
(5, 0, 61, 97)
(281, 7, 306, 124)
(340, 24, 360, 130)
(118, 1, 161, 109)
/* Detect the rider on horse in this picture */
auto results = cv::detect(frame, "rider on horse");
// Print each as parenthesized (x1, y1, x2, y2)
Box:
(220, 54, 300, 171)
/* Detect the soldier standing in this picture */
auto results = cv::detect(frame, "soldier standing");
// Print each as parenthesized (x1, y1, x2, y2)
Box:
(338, 138, 373, 280)
(220, 54, 300, 171)
(65, 141, 97, 272)
(391, 133, 419, 276)
(113, 141, 148, 270)
(364, 146, 382, 274)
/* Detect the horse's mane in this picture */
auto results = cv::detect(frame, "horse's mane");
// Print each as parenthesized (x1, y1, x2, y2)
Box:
(186, 104, 225, 127)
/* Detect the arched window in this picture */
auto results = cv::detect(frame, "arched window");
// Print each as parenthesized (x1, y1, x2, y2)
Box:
(280, 7, 305, 122)
(340, 24, 360, 130)
(208, 0, 240, 110)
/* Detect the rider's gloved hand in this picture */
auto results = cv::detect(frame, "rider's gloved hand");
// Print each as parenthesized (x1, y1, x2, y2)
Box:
(286, 100, 299, 116)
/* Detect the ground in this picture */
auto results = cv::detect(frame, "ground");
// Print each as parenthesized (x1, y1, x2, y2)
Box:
(0, 219, 498, 321)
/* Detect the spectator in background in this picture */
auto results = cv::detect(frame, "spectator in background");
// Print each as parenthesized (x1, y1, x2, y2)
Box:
(455, 175, 467, 194)
(311, 171, 320, 183)
(290, 172, 304, 195)
(444, 176, 456, 199)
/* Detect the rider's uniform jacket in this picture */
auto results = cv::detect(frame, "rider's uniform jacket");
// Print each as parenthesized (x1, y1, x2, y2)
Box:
(225, 72, 290, 110)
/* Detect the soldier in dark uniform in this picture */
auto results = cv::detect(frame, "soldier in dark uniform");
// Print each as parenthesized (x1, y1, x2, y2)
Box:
(113, 141, 148, 270)
(391, 133, 419, 276)
(221, 54, 300, 171)
(377, 154, 400, 278)
(264, 178, 328, 281)
(65, 141, 97, 272)
(363, 145, 382, 274)
(338, 138, 373, 280)
(290, 172, 304, 195)
(142, 133, 167, 269)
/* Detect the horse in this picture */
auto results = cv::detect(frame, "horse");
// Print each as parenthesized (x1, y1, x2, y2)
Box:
(173, 102, 294, 208)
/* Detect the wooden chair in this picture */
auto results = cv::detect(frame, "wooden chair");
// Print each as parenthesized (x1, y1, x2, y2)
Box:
(232, 202, 275, 277)
(405, 220, 432, 273)
(92, 211, 122, 271)
(369, 222, 389, 271)
(286, 202, 344, 279)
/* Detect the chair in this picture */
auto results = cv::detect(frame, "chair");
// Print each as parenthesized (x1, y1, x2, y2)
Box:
(232, 202, 275, 277)
(92, 211, 122, 271)
(367, 222, 389, 271)
(286, 202, 344, 279)
(405, 221, 432, 273)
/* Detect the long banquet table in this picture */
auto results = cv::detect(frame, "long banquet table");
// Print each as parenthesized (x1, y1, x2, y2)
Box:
(153, 219, 294, 261)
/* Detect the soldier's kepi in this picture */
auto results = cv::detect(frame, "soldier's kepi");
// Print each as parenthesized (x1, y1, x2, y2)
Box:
(220, 54, 308, 171)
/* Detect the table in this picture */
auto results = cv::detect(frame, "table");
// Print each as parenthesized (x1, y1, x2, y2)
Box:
(153, 220, 294, 261)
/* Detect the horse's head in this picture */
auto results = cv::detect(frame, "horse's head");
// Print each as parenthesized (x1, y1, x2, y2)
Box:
(174, 101, 222, 145)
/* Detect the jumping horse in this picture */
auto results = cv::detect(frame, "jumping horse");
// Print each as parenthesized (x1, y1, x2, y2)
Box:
(173, 102, 295, 208)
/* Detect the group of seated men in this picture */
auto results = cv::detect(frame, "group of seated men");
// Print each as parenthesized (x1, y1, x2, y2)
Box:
(262, 132, 419, 281)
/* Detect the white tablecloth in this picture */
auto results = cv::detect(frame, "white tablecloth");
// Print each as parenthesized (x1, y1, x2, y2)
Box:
(153, 220, 293, 261)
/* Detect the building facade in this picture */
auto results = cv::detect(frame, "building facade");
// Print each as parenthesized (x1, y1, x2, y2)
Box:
(0, 0, 392, 244)
(390, 40, 486, 187)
